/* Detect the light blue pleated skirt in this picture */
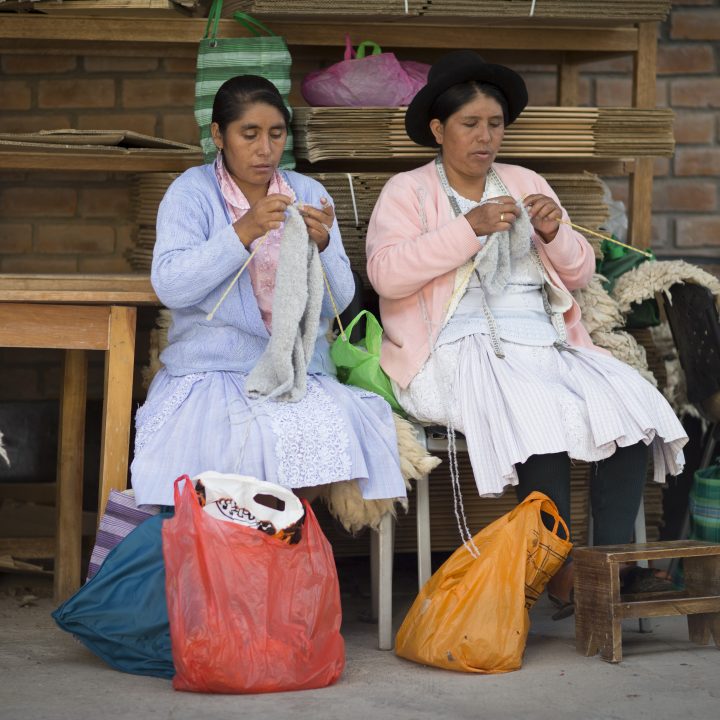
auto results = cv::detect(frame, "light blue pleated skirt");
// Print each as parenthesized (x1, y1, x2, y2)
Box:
(130, 369, 406, 507)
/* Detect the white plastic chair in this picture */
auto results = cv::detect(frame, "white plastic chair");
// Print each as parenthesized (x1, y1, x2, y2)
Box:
(370, 424, 466, 650)
(370, 426, 649, 649)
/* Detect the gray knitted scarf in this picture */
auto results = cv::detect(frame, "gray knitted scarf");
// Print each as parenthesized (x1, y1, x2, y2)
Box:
(245, 204, 323, 402)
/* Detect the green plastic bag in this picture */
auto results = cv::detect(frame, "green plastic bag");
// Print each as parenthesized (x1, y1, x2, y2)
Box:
(596, 239, 659, 328)
(194, 1, 294, 168)
(330, 310, 404, 416)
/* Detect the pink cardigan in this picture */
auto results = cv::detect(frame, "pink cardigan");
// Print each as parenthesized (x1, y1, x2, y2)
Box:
(366, 160, 599, 389)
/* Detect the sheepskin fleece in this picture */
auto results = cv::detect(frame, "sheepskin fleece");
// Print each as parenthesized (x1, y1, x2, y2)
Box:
(572, 274, 624, 335)
(610, 259, 720, 416)
(572, 273, 654, 383)
(612, 259, 720, 314)
(318, 413, 441, 533)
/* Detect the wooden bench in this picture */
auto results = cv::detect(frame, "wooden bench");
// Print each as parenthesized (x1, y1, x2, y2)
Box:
(0, 274, 159, 601)
(574, 540, 720, 663)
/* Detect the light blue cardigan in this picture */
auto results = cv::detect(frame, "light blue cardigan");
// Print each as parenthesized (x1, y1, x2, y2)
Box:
(152, 163, 355, 376)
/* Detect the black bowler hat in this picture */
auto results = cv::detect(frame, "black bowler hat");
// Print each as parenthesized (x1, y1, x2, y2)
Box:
(405, 50, 528, 147)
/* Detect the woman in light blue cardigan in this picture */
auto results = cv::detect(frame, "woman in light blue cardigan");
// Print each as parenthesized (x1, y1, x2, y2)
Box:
(130, 76, 406, 507)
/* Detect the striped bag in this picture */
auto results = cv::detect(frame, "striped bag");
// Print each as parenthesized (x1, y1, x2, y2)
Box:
(86, 490, 160, 581)
(194, 1, 294, 167)
(690, 465, 720, 543)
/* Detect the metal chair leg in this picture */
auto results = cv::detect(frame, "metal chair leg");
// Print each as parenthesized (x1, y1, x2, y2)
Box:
(371, 512, 395, 650)
(416, 474, 432, 590)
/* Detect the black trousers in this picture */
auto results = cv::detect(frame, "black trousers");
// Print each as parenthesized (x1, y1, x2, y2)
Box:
(514, 442, 648, 545)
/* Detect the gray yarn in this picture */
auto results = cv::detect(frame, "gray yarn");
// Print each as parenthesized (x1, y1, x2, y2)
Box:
(474, 203, 534, 295)
(245, 204, 323, 402)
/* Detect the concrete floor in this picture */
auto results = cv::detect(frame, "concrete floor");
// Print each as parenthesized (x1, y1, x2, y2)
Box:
(1, 567, 719, 720)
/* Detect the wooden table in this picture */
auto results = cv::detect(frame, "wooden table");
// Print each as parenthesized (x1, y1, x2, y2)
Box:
(0, 274, 159, 600)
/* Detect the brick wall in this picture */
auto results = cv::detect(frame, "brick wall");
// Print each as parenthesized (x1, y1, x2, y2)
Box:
(0, 7, 718, 402)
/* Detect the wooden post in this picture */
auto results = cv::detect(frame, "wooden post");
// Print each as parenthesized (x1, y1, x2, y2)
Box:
(557, 54, 580, 107)
(54, 349, 87, 601)
(98, 306, 137, 519)
(629, 22, 658, 250)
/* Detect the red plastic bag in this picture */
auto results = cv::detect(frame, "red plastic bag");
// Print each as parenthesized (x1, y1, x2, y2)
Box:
(301, 36, 430, 107)
(163, 476, 345, 693)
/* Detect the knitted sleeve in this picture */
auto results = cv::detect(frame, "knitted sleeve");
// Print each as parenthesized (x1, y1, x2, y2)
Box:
(152, 179, 248, 309)
(366, 174, 480, 301)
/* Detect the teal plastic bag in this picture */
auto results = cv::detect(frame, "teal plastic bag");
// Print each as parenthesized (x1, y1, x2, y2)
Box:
(52, 512, 174, 678)
(596, 239, 659, 328)
(330, 309, 404, 416)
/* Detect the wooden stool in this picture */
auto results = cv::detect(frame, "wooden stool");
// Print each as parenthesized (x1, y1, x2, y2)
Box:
(0, 274, 159, 601)
(574, 540, 720, 662)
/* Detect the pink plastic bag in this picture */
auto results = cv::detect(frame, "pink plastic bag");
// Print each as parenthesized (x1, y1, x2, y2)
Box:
(301, 37, 430, 107)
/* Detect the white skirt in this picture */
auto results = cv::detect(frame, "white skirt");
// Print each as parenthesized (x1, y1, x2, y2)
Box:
(394, 334, 688, 497)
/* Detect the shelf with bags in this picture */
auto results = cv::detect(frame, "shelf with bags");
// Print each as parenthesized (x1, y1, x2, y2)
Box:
(0, 12, 660, 248)
(0, 14, 642, 54)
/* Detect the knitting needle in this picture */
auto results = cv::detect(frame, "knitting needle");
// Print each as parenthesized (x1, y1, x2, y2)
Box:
(321, 266, 347, 341)
(521, 193, 653, 258)
(206, 231, 270, 321)
(557, 218, 653, 258)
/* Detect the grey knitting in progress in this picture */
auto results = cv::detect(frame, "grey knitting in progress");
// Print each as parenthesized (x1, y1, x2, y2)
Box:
(245, 203, 324, 403)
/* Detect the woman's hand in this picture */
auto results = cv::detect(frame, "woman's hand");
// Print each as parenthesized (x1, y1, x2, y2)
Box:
(299, 197, 334, 252)
(233, 193, 292, 248)
(464, 195, 520, 237)
(523, 193, 561, 243)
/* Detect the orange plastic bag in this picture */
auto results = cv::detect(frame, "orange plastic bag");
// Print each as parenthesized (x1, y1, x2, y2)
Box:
(395, 491, 572, 674)
(163, 476, 345, 693)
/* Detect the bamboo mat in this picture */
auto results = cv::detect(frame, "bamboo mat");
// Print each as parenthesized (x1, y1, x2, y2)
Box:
(292, 107, 675, 162)
(125, 170, 607, 274)
(227, 1, 671, 21)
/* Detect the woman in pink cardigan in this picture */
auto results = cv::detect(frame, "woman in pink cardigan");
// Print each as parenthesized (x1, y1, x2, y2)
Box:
(366, 51, 686, 616)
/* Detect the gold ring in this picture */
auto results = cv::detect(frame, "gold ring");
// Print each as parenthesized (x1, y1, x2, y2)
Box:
(500, 212, 505, 222)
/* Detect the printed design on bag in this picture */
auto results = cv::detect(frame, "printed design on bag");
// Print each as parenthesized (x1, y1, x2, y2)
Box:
(195, 479, 304, 544)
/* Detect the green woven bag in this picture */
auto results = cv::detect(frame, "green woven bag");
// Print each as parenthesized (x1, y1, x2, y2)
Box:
(194, 0, 295, 168)
(690, 465, 720, 543)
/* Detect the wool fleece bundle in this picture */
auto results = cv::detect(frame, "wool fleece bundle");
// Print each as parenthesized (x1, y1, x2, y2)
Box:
(246, 203, 324, 402)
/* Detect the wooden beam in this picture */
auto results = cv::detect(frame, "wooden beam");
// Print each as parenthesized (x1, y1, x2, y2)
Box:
(557, 56, 580, 106)
(0, 274, 158, 305)
(629, 22, 659, 250)
(0, 304, 113, 350)
(0, 537, 55, 559)
(0, 16, 640, 52)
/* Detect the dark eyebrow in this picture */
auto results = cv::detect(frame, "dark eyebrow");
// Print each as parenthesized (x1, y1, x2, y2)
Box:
(239, 123, 286, 131)
(460, 113, 504, 121)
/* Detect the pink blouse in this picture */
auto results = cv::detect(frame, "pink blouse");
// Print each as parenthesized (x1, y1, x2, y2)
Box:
(215, 153, 296, 332)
